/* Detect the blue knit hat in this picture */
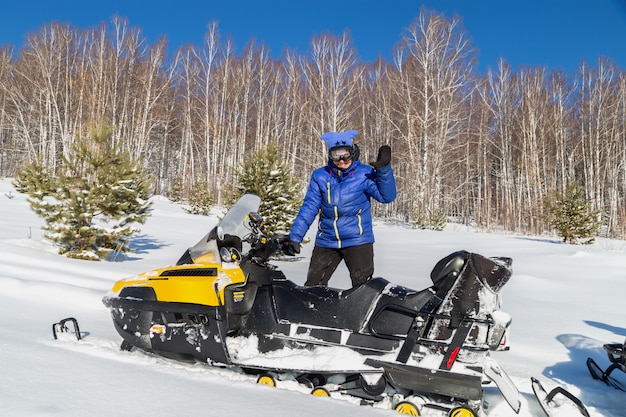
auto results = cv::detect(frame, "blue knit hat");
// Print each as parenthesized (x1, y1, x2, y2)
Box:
(321, 130, 358, 150)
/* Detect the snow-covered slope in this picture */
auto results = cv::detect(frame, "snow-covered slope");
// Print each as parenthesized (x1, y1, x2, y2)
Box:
(1, 178, 624, 417)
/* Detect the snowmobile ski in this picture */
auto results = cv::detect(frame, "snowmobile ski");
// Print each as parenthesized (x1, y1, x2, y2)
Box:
(52, 317, 81, 341)
(586, 340, 626, 391)
(531, 377, 590, 417)
(483, 356, 520, 413)
(587, 356, 626, 391)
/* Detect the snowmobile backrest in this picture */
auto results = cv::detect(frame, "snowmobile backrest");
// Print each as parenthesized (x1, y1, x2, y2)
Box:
(427, 252, 513, 344)
(430, 250, 470, 289)
(445, 253, 512, 317)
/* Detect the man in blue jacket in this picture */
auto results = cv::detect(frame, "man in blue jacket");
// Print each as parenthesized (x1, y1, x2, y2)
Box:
(285, 130, 396, 287)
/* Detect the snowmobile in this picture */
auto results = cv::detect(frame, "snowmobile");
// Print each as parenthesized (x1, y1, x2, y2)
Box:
(103, 194, 521, 416)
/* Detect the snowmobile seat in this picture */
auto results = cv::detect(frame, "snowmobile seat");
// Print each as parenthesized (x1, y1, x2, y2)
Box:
(271, 277, 391, 332)
(293, 277, 389, 300)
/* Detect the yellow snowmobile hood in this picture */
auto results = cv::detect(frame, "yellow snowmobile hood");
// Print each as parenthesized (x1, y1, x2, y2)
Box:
(110, 263, 246, 306)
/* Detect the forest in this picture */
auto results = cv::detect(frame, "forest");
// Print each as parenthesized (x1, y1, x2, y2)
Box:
(0, 9, 624, 238)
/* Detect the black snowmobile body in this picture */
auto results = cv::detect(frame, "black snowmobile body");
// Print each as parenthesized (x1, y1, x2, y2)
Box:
(103, 194, 519, 416)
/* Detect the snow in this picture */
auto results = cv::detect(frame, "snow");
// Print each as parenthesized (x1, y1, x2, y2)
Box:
(1, 178, 625, 417)
(226, 334, 395, 371)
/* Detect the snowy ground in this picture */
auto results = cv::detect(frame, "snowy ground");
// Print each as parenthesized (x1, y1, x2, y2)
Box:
(1, 178, 625, 417)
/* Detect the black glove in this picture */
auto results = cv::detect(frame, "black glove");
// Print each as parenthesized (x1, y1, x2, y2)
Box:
(370, 145, 391, 168)
(282, 240, 301, 256)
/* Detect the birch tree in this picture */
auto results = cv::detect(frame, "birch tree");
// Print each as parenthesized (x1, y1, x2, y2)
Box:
(392, 8, 475, 227)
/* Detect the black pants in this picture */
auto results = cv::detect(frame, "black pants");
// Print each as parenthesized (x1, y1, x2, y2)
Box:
(305, 243, 374, 287)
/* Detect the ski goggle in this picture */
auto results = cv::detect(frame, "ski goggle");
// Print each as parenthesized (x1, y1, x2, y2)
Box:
(329, 147, 352, 162)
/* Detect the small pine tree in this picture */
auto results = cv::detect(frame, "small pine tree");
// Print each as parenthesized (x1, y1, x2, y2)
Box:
(184, 177, 214, 215)
(543, 181, 602, 244)
(225, 144, 302, 235)
(13, 122, 153, 260)
(411, 207, 446, 231)
(168, 177, 184, 203)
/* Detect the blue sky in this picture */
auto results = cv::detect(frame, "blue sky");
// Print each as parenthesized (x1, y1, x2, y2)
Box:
(1, 0, 625, 73)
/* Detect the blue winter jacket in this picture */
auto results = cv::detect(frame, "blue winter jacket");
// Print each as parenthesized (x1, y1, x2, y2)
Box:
(289, 159, 396, 249)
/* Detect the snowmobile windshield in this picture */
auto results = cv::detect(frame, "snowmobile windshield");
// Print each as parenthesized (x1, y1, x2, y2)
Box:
(186, 194, 262, 264)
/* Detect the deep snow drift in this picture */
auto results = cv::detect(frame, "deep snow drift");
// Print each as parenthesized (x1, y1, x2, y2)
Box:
(1, 178, 625, 417)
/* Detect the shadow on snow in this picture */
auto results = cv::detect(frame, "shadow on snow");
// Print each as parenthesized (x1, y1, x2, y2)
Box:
(542, 330, 625, 414)
(583, 320, 626, 338)
(107, 234, 170, 261)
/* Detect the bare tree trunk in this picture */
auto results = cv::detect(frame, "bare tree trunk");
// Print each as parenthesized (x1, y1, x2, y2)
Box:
(479, 60, 518, 231)
(305, 32, 360, 138)
(394, 9, 476, 225)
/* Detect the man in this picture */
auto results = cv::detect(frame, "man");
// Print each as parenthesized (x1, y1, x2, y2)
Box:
(285, 130, 396, 287)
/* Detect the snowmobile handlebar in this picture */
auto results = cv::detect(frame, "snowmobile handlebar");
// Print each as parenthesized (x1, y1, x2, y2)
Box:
(244, 233, 292, 263)
(237, 211, 293, 261)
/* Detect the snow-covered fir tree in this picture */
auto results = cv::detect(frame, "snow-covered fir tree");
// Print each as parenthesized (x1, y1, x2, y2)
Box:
(225, 144, 302, 235)
(13, 122, 153, 260)
(184, 177, 214, 215)
(543, 181, 602, 244)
